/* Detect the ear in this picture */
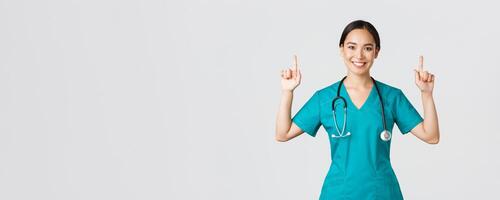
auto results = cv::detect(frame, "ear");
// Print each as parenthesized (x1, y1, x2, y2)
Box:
(374, 48, 380, 59)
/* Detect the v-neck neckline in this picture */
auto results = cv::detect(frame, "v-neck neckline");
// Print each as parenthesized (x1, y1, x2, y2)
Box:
(341, 82, 375, 111)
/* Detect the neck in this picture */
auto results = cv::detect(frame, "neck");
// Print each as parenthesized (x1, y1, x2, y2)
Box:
(344, 72, 372, 88)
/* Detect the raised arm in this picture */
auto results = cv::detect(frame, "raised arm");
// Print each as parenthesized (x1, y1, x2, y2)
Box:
(275, 55, 305, 142)
(410, 56, 440, 144)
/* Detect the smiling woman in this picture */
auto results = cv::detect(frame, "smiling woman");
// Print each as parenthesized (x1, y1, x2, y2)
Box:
(339, 21, 380, 78)
(275, 20, 440, 200)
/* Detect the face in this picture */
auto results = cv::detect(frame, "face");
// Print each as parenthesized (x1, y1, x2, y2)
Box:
(340, 29, 379, 76)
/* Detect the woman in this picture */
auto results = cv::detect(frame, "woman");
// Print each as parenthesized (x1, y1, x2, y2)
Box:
(275, 20, 440, 199)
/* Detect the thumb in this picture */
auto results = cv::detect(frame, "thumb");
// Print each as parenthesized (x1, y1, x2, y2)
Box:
(414, 69, 420, 82)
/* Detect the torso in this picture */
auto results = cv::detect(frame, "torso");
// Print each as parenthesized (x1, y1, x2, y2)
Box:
(315, 80, 405, 200)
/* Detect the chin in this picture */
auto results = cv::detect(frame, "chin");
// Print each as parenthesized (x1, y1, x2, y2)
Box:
(348, 65, 371, 76)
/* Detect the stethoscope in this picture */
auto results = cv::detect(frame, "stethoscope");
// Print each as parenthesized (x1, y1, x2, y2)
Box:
(331, 76, 392, 142)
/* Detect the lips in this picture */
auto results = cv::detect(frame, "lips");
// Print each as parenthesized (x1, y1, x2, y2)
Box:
(352, 61, 366, 67)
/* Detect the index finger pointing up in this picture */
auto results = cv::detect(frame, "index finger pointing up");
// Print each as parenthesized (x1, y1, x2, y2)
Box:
(418, 55, 424, 71)
(293, 54, 298, 71)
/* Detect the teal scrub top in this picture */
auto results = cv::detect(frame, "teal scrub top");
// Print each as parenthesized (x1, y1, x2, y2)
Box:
(292, 80, 423, 200)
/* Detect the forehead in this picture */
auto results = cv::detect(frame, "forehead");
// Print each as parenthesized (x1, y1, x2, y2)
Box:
(344, 29, 375, 45)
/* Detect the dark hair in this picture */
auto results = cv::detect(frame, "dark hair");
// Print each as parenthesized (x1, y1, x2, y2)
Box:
(339, 20, 380, 50)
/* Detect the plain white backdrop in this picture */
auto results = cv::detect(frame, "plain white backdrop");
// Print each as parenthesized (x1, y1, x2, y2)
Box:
(1, 0, 499, 199)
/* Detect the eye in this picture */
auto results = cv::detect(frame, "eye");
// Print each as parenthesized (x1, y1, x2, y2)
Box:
(365, 46, 373, 51)
(347, 46, 355, 50)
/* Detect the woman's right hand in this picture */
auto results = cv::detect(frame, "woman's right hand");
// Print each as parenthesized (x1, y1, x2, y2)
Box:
(280, 55, 302, 91)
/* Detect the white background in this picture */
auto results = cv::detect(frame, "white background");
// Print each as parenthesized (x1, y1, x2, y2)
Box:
(1, 0, 499, 199)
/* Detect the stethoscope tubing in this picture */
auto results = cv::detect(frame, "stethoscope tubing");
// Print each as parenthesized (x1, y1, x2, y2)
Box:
(331, 76, 389, 140)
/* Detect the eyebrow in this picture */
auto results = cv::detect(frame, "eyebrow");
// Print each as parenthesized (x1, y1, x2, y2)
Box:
(346, 42, 374, 46)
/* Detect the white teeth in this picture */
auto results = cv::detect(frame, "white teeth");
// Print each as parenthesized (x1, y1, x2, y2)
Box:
(352, 62, 365, 67)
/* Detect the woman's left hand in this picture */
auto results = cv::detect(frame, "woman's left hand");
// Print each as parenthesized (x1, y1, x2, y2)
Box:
(414, 56, 435, 94)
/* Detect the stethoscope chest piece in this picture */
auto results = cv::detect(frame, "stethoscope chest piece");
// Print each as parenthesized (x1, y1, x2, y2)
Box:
(380, 130, 392, 141)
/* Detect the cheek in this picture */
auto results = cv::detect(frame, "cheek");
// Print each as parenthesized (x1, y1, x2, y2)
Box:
(343, 55, 353, 63)
(342, 51, 354, 59)
(364, 51, 376, 60)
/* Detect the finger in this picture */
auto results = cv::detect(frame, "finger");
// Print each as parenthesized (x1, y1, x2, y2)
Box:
(286, 69, 291, 79)
(427, 73, 433, 82)
(423, 71, 430, 81)
(293, 55, 298, 71)
(297, 69, 302, 80)
(414, 69, 421, 81)
(431, 74, 435, 82)
(418, 55, 424, 72)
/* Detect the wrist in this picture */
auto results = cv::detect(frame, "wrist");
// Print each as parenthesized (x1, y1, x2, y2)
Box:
(421, 91, 433, 98)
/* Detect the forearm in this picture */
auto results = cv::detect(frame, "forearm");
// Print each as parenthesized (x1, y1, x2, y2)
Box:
(421, 92, 440, 142)
(275, 90, 293, 138)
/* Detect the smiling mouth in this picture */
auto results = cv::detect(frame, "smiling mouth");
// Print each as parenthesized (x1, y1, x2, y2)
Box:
(352, 61, 366, 67)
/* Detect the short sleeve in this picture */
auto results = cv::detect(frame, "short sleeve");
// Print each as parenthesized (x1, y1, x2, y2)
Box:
(393, 89, 423, 134)
(292, 91, 322, 137)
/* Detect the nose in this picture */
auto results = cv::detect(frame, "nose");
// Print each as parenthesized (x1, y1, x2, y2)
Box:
(355, 49, 364, 59)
